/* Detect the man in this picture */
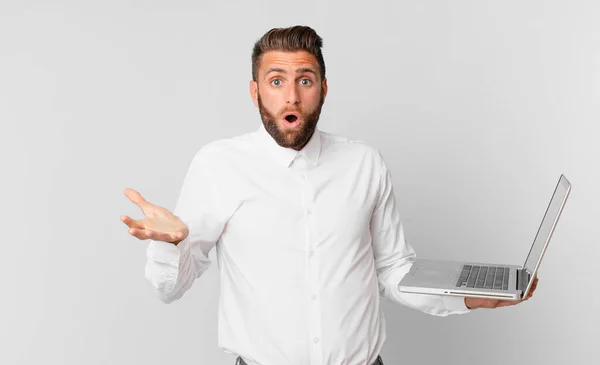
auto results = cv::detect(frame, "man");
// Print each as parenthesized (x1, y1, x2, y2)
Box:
(121, 25, 538, 365)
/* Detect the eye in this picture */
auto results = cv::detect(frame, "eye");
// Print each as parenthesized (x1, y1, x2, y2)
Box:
(300, 79, 312, 86)
(271, 79, 282, 86)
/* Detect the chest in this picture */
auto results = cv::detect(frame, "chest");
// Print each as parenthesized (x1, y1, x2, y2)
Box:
(220, 156, 379, 246)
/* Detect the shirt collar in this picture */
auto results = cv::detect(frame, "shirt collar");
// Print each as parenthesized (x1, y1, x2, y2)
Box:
(256, 122, 322, 168)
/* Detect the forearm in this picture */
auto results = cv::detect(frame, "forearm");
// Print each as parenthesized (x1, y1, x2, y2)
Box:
(143, 144, 228, 303)
(144, 229, 212, 303)
(378, 261, 472, 316)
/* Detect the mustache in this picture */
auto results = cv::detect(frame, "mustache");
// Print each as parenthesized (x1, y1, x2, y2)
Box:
(278, 108, 303, 117)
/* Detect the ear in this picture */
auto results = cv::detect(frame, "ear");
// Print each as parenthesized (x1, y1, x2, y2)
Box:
(249, 80, 259, 108)
(321, 77, 328, 102)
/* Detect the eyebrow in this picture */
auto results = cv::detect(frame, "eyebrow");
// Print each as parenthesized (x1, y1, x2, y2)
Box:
(264, 67, 318, 79)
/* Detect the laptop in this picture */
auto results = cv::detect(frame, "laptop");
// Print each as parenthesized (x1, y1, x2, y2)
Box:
(398, 174, 571, 301)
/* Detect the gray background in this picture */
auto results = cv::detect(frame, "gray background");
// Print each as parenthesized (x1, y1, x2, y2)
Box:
(1, 0, 598, 364)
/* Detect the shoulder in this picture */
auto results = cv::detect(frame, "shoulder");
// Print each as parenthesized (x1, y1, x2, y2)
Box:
(319, 130, 387, 169)
(191, 130, 257, 165)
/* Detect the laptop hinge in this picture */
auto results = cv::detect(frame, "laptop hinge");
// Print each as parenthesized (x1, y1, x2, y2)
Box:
(516, 268, 530, 292)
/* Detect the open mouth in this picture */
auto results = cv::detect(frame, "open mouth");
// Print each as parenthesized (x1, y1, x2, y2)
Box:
(283, 112, 300, 123)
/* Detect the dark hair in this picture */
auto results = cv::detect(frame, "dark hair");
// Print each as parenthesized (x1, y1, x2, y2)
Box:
(251, 25, 326, 82)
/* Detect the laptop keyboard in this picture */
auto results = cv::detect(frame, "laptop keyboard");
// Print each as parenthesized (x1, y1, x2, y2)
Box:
(455, 265, 510, 290)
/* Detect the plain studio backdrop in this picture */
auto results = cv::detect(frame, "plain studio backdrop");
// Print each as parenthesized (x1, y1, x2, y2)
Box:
(1, 0, 598, 364)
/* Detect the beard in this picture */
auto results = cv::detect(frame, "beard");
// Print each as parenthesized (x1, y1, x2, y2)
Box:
(257, 91, 325, 151)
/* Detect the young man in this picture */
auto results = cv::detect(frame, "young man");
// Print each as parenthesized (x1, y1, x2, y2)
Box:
(121, 25, 537, 365)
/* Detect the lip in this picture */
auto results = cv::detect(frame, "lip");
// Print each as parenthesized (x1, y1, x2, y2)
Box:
(282, 111, 300, 119)
(281, 111, 302, 128)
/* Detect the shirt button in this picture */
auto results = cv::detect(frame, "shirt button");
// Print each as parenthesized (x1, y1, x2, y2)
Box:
(309, 250, 315, 257)
(311, 294, 317, 300)
(300, 174, 306, 180)
(313, 337, 320, 344)
(307, 208, 312, 214)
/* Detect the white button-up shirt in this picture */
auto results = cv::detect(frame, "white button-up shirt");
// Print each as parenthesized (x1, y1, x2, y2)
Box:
(145, 124, 471, 365)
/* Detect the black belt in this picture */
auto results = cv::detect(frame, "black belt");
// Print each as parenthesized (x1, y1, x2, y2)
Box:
(236, 355, 384, 365)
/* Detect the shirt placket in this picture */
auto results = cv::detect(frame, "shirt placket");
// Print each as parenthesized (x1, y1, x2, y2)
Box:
(292, 156, 323, 365)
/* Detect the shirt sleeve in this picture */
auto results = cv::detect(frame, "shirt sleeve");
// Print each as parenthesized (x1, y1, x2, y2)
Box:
(144, 145, 228, 303)
(369, 150, 472, 316)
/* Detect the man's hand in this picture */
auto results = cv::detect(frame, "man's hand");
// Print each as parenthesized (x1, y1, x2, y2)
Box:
(121, 188, 189, 245)
(464, 276, 539, 309)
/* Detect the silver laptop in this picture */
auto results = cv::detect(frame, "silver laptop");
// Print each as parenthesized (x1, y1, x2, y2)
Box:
(398, 174, 571, 301)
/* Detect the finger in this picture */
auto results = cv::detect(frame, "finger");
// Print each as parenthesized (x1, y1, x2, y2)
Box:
(529, 277, 539, 293)
(120, 215, 145, 229)
(149, 230, 185, 243)
(128, 227, 183, 243)
(128, 227, 153, 240)
(525, 289, 535, 300)
(527, 286, 536, 299)
(124, 188, 152, 215)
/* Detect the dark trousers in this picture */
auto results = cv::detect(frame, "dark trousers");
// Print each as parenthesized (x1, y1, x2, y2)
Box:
(236, 355, 384, 365)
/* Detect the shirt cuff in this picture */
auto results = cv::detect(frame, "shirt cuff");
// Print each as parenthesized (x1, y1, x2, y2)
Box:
(147, 240, 179, 265)
(145, 236, 192, 298)
(146, 235, 191, 266)
(442, 295, 472, 313)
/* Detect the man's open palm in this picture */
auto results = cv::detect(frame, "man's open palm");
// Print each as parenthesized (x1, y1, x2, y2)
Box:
(121, 188, 188, 244)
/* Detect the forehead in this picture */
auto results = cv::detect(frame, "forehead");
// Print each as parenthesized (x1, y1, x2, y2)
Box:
(258, 50, 319, 74)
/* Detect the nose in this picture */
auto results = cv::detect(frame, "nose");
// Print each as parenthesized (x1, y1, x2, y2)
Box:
(285, 84, 299, 105)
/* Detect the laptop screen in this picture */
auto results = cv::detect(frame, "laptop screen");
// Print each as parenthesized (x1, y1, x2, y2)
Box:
(522, 175, 571, 279)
